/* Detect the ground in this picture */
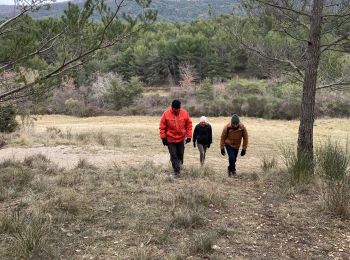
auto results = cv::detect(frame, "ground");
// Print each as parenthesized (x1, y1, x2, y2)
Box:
(0, 115, 349, 259)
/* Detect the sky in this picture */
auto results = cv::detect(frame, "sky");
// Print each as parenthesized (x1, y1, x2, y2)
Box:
(0, 0, 68, 5)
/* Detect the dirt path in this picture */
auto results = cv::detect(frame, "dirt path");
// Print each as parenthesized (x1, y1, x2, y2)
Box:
(210, 175, 350, 259)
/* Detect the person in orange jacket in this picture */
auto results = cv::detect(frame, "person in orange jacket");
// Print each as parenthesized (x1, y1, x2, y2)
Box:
(220, 114, 248, 177)
(159, 99, 193, 177)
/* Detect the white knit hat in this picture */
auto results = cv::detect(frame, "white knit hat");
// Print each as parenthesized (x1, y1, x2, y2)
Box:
(200, 116, 207, 123)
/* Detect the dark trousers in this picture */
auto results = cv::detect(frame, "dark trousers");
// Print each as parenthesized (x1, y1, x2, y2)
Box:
(168, 142, 185, 173)
(225, 145, 239, 172)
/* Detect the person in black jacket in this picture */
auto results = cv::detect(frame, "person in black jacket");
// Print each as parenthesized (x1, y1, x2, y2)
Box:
(193, 116, 212, 166)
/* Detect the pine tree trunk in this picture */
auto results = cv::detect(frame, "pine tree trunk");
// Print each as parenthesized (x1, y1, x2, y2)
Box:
(297, 0, 324, 157)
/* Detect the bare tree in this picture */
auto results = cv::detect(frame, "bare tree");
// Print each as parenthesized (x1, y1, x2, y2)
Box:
(0, 0, 156, 103)
(178, 62, 198, 88)
(230, 0, 350, 156)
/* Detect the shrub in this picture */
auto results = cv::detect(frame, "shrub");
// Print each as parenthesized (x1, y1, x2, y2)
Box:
(244, 95, 268, 117)
(64, 98, 85, 116)
(281, 147, 314, 186)
(197, 78, 214, 101)
(272, 82, 302, 99)
(105, 76, 143, 110)
(317, 140, 350, 217)
(226, 78, 267, 96)
(0, 105, 18, 133)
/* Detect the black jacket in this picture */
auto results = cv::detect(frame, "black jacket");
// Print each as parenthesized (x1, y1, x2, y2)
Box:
(193, 124, 212, 145)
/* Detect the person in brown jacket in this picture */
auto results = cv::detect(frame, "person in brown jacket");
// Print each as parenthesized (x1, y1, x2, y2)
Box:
(220, 114, 248, 177)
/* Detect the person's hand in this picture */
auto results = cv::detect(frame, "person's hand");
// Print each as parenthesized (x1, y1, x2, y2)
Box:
(221, 148, 225, 156)
(162, 138, 168, 146)
(207, 144, 210, 149)
(185, 138, 191, 144)
(241, 149, 246, 156)
(193, 142, 196, 148)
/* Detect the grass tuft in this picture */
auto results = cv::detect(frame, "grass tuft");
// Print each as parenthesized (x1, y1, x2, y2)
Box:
(317, 140, 350, 217)
(1, 210, 52, 259)
(190, 231, 218, 255)
(169, 209, 205, 229)
(261, 155, 278, 172)
(281, 146, 314, 186)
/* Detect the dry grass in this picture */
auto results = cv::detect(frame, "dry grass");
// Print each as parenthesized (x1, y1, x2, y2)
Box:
(1, 115, 349, 172)
(0, 115, 350, 259)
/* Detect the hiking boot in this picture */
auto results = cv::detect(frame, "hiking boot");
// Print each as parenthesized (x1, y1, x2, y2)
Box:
(228, 169, 237, 177)
(174, 171, 180, 178)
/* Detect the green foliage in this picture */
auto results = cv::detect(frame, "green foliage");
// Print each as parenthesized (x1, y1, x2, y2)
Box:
(0, 0, 156, 104)
(281, 147, 314, 186)
(317, 140, 349, 182)
(0, 106, 18, 133)
(317, 140, 350, 217)
(197, 78, 214, 101)
(64, 98, 84, 116)
(105, 76, 143, 110)
(272, 82, 302, 99)
(226, 78, 267, 95)
(107, 18, 245, 84)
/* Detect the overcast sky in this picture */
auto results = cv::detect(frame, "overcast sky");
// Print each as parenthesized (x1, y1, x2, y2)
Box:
(0, 0, 15, 4)
(0, 0, 68, 5)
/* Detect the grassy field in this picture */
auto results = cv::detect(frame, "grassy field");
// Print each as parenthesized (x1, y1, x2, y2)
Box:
(0, 115, 350, 259)
(3, 115, 350, 170)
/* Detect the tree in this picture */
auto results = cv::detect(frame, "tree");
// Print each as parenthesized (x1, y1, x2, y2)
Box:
(0, 0, 156, 103)
(105, 75, 143, 110)
(231, 0, 350, 157)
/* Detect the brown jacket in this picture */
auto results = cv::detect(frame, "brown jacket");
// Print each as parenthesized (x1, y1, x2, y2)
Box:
(220, 123, 248, 150)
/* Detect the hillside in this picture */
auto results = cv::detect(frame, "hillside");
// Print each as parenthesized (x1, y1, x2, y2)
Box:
(0, 0, 239, 22)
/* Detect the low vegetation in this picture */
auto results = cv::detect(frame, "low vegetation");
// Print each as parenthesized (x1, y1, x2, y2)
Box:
(0, 116, 349, 258)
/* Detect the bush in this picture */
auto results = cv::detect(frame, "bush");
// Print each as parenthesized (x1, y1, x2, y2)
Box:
(64, 98, 85, 116)
(0, 105, 18, 133)
(226, 78, 267, 96)
(281, 147, 314, 186)
(317, 140, 350, 217)
(272, 82, 302, 99)
(124, 93, 169, 115)
(105, 76, 143, 110)
(243, 95, 268, 117)
(197, 78, 214, 101)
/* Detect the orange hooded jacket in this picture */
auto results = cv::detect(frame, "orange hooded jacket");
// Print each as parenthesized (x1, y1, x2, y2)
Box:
(159, 108, 193, 143)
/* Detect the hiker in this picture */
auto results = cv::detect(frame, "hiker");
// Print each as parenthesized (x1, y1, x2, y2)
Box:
(159, 99, 193, 177)
(193, 116, 212, 166)
(220, 114, 248, 177)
